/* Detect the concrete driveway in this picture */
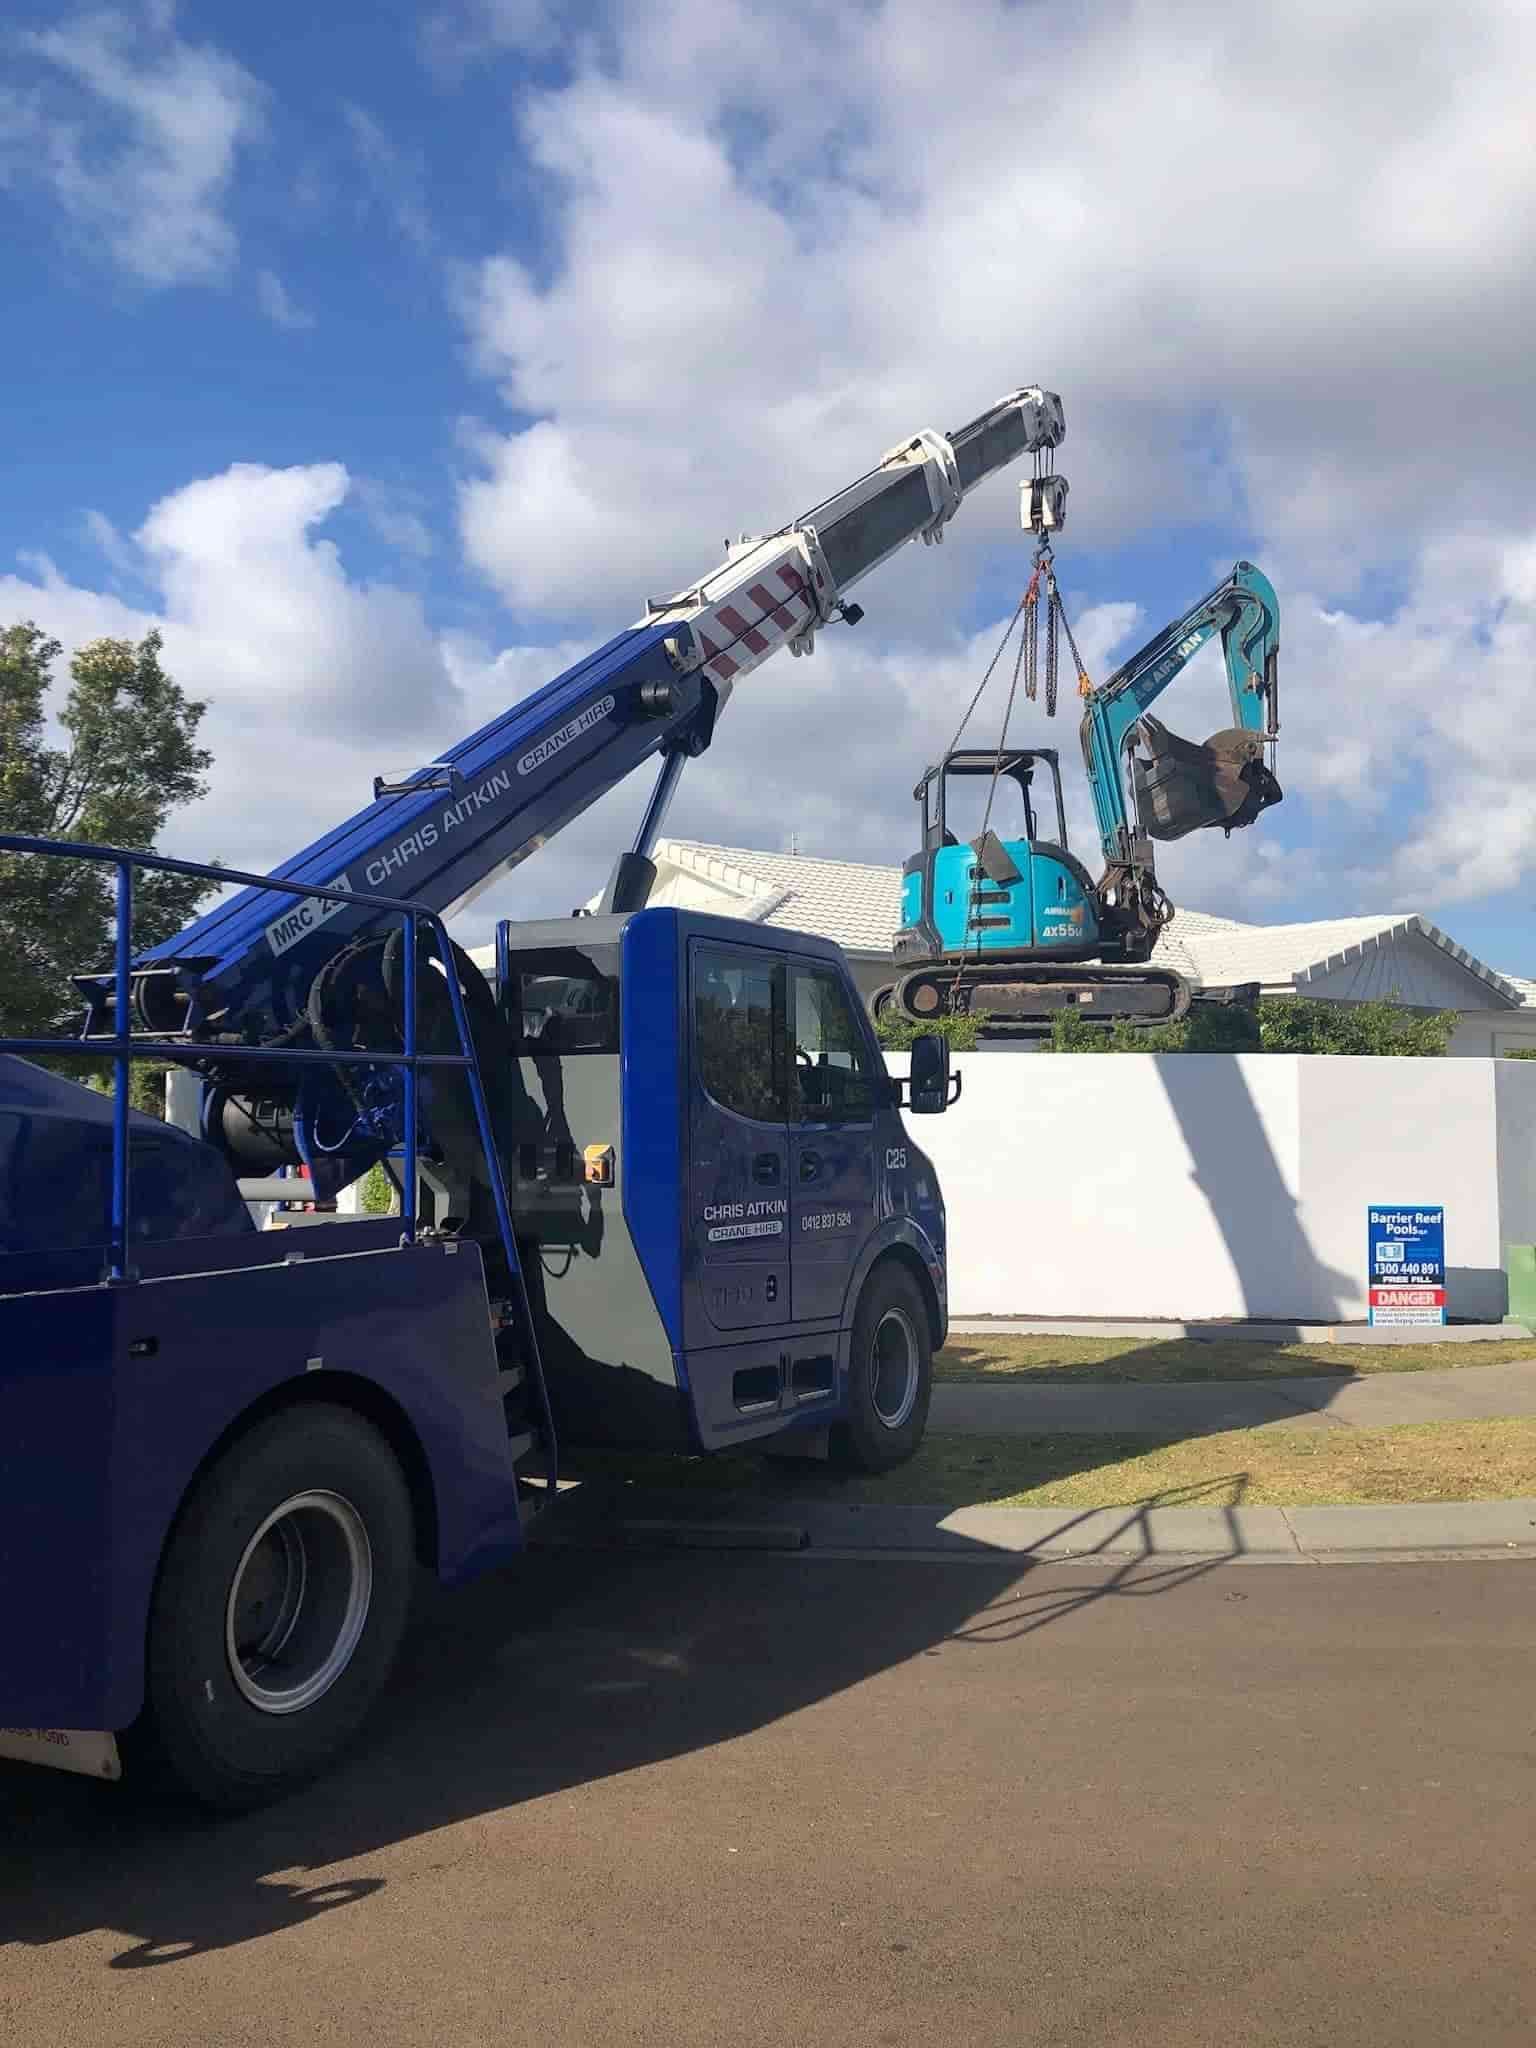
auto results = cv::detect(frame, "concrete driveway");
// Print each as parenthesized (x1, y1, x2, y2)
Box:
(4, 1547, 1535, 2046)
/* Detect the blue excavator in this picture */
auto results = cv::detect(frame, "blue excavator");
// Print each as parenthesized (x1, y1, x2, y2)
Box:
(878, 556, 1282, 1035)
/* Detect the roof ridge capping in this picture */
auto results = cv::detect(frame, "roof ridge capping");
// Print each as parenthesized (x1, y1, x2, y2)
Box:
(654, 838, 776, 904)
(659, 837, 898, 877)
(1401, 914, 1521, 1005)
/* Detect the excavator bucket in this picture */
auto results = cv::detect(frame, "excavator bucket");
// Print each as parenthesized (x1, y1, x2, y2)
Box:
(1132, 718, 1283, 842)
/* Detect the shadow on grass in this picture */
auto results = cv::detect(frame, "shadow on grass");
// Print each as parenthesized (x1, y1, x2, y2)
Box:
(936, 1337, 1357, 1385)
(560, 1432, 1252, 1509)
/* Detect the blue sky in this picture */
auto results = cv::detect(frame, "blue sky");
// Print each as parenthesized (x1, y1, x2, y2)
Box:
(4, 0, 1536, 966)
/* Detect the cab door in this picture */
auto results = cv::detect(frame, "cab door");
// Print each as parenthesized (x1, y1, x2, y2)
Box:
(687, 940, 791, 1332)
(787, 959, 880, 1324)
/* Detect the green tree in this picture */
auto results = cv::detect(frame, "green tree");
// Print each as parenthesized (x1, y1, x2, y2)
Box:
(1256, 993, 1456, 1056)
(0, 623, 216, 1088)
(1038, 991, 1455, 1055)
(873, 1009, 981, 1052)
(357, 1162, 398, 1215)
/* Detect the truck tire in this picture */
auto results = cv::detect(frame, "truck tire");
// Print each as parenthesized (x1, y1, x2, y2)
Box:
(131, 1404, 416, 1812)
(832, 1263, 933, 1473)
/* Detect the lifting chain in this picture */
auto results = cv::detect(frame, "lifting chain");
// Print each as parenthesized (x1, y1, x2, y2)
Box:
(1032, 541, 1096, 716)
(1023, 561, 1041, 704)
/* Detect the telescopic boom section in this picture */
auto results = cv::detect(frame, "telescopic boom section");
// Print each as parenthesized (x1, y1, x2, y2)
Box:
(116, 386, 1065, 1042)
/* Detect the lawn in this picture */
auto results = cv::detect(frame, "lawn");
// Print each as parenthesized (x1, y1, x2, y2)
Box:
(570, 1419, 1536, 1511)
(934, 1333, 1536, 1385)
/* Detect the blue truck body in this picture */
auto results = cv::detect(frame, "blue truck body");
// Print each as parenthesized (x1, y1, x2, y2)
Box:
(1, 906, 945, 1740)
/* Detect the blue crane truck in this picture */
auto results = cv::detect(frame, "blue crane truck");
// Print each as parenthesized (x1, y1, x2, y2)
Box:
(0, 383, 1065, 1808)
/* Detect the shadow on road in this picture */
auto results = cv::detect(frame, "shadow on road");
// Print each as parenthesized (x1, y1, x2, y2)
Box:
(0, 1515, 1242, 1964)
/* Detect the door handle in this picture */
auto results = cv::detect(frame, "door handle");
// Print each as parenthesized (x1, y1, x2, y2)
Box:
(799, 1151, 822, 1184)
(752, 1152, 781, 1186)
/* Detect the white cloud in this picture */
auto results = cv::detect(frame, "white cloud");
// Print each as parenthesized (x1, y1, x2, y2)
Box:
(255, 268, 314, 330)
(342, 103, 433, 251)
(355, 479, 436, 560)
(427, 0, 1536, 947)
(454, 0, 1536, 620)
(5, 9, 266, 287)
(420, 0, 562, 79)
(82, 509, 139, 582)
(0, 463, 461, 883)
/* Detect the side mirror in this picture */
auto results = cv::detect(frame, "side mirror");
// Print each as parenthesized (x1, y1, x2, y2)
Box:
(906, 1033, 963, 1115)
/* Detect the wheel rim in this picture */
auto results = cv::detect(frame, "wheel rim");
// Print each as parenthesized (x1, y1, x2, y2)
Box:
(869, 1307, 920, 1430)
(225, 1491, 373, 1715)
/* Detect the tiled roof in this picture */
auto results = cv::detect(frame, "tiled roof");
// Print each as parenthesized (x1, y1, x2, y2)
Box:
(1165, 913, 1521, 1006)
(644, 841, 1531, 1007)
(653, 839, 903, 955)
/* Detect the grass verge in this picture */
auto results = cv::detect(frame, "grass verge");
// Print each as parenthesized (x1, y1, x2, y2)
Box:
(935, 1334, 1536, 1385)
(570, 1419, 1536, 1511)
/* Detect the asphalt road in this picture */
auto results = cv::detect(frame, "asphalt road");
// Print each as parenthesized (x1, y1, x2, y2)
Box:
(3, 1548, 1535, 2047)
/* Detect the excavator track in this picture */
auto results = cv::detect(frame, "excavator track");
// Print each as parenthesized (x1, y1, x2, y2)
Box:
(877, 961, 1192, 1039)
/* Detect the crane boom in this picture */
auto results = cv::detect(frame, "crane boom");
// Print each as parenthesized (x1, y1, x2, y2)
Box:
(115, 385, 1065, 1044)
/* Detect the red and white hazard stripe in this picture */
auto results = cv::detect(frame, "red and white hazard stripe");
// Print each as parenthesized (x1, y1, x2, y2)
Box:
(646, 533, 833, 692)
(692, 541, 829, 688)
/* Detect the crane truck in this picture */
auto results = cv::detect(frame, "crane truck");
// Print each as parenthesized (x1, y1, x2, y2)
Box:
(878, 561, 1282, 1034)
(0, 383, 1065, 1809)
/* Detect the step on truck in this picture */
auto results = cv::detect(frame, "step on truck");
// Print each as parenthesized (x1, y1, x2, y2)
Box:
(0, 381, 1060, 1805)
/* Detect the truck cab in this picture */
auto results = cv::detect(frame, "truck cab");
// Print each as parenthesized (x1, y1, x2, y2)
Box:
(488, 907, 949, 1460)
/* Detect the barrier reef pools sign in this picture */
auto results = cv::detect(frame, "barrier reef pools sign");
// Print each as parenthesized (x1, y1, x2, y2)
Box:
(1367, 1206, 1445, 1328)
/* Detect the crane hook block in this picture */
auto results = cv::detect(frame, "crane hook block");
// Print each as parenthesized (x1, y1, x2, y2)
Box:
(1022, 475, 1069, 536)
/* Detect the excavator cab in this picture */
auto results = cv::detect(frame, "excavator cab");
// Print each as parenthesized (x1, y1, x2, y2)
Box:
(894, 748, 1104, 970)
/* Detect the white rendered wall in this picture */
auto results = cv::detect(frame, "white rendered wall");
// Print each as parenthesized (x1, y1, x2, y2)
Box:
(888, 1051, 1536, 1323)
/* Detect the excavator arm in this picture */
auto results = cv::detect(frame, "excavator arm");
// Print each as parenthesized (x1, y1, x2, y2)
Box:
(1079, 560, 1281, 865)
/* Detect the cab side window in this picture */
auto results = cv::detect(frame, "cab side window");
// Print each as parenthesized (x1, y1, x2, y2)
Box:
(790, 966, 878, 1123)
(693, 946, 787, 1125)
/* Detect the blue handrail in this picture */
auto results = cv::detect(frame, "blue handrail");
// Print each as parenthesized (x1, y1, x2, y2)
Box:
(0, 832, 558, 1495)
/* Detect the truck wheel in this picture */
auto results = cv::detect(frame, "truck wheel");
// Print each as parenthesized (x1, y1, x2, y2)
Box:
(833, 1264, 933, 1473)
(132, 1404, 415, 1812)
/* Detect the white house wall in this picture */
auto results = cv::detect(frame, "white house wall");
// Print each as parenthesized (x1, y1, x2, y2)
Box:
(1448, 1010, 1536, 1057)
(889, 1050, 1536, 1322)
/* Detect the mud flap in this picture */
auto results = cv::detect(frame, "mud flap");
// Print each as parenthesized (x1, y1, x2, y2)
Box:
(1133, 720, 1283, 842)
(0, 1726, 122, 1781)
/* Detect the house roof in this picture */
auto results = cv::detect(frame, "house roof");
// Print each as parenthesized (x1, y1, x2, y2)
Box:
(639, 840, 1530, 1009)
(650, 839, 903, 955)
(1167, 913, 1522, 1008)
